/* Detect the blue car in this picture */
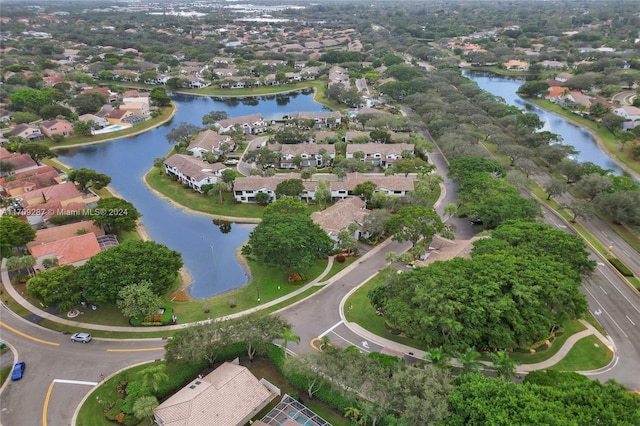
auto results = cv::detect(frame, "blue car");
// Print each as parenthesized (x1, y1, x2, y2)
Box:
(11, 362, 25, 381)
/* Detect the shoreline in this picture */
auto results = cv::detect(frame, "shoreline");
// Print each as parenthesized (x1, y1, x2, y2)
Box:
(531, 101, 640, 181)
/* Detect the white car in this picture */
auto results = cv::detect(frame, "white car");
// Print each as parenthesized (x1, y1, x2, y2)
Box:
(70, 332, 92, 343)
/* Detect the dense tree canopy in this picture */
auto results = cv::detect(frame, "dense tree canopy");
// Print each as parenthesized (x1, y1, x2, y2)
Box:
(26, 265, 81, 311)
(385, 206, 444, 247)
(0, 216, 36, 258)
(371, 221, 589, 351)
(91, 197, 141, 233)
(67, 168, 112, 193)
(243, 212, 333, 271)
(446, 372, 640, 426)
(77, 240, 183, 303)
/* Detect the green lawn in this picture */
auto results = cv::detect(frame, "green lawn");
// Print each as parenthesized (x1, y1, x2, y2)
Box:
(510, 320, 586, 364)
(0, 366, 11, 389)
(550, 335, 614, 372)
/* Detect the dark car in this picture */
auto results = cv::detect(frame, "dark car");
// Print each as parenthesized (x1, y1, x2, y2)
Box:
(11, 362, 25, 381)
(70, 332, 92, 343)
(469, 218, 483, 225)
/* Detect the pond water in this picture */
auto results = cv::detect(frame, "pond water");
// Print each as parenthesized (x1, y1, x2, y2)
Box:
(56, 89, 326, 299)
(463, 70, 627, 176)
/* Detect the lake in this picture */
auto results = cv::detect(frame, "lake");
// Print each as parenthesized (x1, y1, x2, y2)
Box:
(56, 89, 326, 299)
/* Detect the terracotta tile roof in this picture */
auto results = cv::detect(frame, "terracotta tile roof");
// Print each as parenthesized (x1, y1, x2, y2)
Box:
(154, 362, 276, 426)
(21, 181, 83, 206)
(29, 232, 102, 265)
(0, 153, 38, 171)
(28, 221, 105, 247)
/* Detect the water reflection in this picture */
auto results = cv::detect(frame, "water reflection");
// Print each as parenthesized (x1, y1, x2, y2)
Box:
(464, 70, 627, 176)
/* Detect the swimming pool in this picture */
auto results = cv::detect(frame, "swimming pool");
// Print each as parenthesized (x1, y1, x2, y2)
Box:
(93, 124, 132, 135)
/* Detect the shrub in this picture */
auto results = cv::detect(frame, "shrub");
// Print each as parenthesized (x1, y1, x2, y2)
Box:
(336, 254, 346, 263)
(607, 256, 634, 277)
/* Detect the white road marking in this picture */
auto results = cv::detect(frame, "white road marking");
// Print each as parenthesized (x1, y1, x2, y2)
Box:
(583, 286, 628, 338)
(626, 315, 636, 326)
(53, 379, 98, 386)
(331, 331, 370, 353)
(319, 321, 343, 338)
(597, 269, 640, 314)
(581, 356, 619, 376)
(362, 341, 369, 348)
(600, 286, 608, 295)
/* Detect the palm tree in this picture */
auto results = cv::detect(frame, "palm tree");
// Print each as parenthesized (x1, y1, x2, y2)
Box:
(488, 350, 520, 381)
(139, 364, 169, 393)
(423, 347, 452, 370)
(132, 395, 159, 426)
(344, 406, 365, 425)
(278, 327, 300, 353)
(456, 348, 483, 374)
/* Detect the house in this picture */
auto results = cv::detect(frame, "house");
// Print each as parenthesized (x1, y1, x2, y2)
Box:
(540, 60, 566, 70)
(311, 197, 370, 240)
(614, 105, 640, 129)
(565, 91, 594, 109)
(118, 101, 150, 118)
(21, 181, 94, 208)
(284, 111, 342, 129)
(81, 86, 119, 103)
(330, 173, 415, 201)
(555, 72, 574, 83)
(0, 148, 39, 176)
(233, 173, 316, 203)
(28, 232, 102, 267)
(163, 154, 228, 192)
(279, 144, 335, 169)
(104, 109, 135, 125)
(214, 114, 267, 135)
(346, 143, 414, 168)
(234, 173, 415, 203)
(1, 165, 63, 197)
(187, 130, 233, 158)
(40, 119, 74, 138)
(153, 361, 277, 426)
(78, 113, 109, 129)
(9, 124, 45, 141)
(27, 220, 105, 247)
(546, 86, 569, 103)
(502, 60, 529, 71)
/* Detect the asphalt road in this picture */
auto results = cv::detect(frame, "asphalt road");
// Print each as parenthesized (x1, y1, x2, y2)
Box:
(0, 305, 164, 426)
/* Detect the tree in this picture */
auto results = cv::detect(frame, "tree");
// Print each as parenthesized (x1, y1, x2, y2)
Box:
(263, 197, 309, 216)
(423, 347, 452, 370)
(543, 178, 568, 200)
(353, 180, 377, 202)
(594, 191, 640, 226)
(488, 351, 519, 381)
(17, 143, 57, 163)
(132, 396, 159, 426)
(166, 122, 199, 145)
(116, 281, 163, 319)
(74, 120, 94, 137)
(275, 178, 305, 198)
(69, 92, 107, 115)
(204, 182, 227, 203)
(202, 110, 228, 125)
(337, 229, 359, 256)
(314, 180, 331, 209)
(0, 216, 36, 258)
(575, 173, 612, 200)
(456, 348, 483, 374)
(149, 87, 171, 107)
(220, 169, 236, 190)
(561, 199, 595, 222)
(243, 212, 333, 271)
(284, 353, 328, 399)
(517, 80, 550, 98)
(600, 112, 625, 134)
(26, 265, 81, 311)
(385, 206, 444, 248)
(254, 191, 270, 205)
(77, 240, 183, 303)
(277, 326, 301, 353)
(223, 313, 292, 361)
(362, 209, 391, 243)
(91, 197, 141, 233)
(67, 168, 112, 193)
(9, 88, 53, 112)
(138, 364, 169, 394)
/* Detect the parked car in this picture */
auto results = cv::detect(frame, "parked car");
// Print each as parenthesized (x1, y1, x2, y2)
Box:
(70, 332, 92, 343)
(11, 362, 25, 381)
(469, 218, 483, 225)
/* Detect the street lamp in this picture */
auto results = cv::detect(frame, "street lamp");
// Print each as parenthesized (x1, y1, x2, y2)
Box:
(257, 285, 261, 304)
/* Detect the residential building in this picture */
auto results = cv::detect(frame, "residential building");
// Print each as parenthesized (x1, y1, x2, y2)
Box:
(8, 124, 45, 141)
(214, 114, 267, 135)
(284, 111, 342, 129)
(187, 130, 233, 158)
(279, 144, 335, 169)
(154, 361, 277, 426)
(28, 232, 103, 267)
(311, 197, 370, 240)
(346, 143, 414, 168)
(164, 154, 227, 192)
(40, 119, 74, 138)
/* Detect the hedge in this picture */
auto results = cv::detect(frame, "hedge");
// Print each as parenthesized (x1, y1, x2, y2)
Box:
(607, 256, 635, 277)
